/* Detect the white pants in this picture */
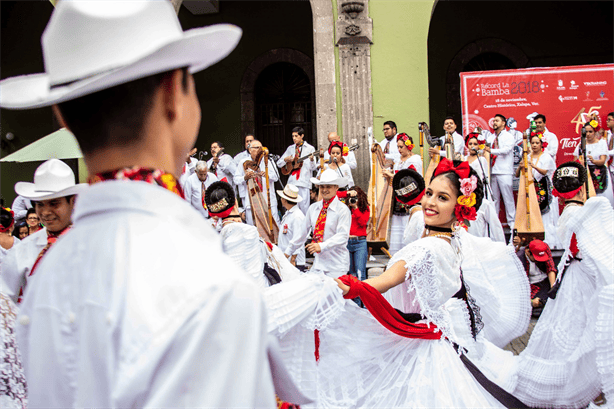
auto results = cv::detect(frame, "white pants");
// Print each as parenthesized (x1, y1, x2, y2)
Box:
(297, 186, 311, 215)
(491, 174, 515, 227)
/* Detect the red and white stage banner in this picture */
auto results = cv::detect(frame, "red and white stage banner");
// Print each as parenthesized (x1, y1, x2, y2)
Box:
(461, 64, 614, 166)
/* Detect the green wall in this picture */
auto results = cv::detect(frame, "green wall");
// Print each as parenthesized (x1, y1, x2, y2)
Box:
(369, 0, 434, 154)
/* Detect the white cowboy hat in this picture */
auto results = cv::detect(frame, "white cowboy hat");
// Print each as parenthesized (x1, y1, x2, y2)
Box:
(310, 169, 347, 187)
(0, 1, 242, 110)
(276, 184, 302, 203)
(15, 159, 87, 201)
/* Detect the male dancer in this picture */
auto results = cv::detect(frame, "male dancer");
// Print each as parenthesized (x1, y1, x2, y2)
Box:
(2, 159, 85, 303)
(0, 2, 279, 406)
(277, 127, 316, 214)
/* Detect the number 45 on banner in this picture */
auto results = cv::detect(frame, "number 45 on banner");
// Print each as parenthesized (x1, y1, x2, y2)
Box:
(571, 106, 602, 134)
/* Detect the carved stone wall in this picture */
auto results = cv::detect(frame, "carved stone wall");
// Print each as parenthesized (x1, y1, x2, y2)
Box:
(336, 0, 373, 190)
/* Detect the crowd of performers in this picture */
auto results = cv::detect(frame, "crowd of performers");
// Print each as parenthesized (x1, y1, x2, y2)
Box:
(1, 2, 613, 408)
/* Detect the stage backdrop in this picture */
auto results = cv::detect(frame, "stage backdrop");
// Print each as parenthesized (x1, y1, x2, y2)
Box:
(461, 64, 614, 167)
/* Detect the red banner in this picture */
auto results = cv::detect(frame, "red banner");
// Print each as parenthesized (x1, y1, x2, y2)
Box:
(461, 64, 614, 166)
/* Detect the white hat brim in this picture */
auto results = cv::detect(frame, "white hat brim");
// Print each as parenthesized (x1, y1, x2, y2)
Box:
(14, 182, 88, 201)
(0, 25, 242, 109)
(276, 189, 301, 203)
(310, 176, 347, 187)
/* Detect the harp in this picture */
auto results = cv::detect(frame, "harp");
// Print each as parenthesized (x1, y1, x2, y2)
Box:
(243, 148, 279, 243)
(514, 131, 544, 243)
(367, 143, 394, 250)
(578, 125, 597, 199)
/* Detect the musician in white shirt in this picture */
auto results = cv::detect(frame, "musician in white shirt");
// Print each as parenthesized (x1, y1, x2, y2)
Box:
(483, 114, 516, 227)
(234, 139, 280, 226)
(277, 127, 316, 214)
(207, 141, 236, 189)
(233, 134, 254, 167)
(179, 147, 198, 187)
(606, 112, 614, 181)
(183, 161, 218, 218)
(428, 116, 464, 158)
(379, 120, 400, 162)
(533, 114, 559, 160)
(322, 131, 357, 170)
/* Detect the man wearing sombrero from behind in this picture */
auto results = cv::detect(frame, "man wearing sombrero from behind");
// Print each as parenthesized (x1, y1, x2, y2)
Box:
(277, 184, 307, 270)
(1, 159, 86, 304)
(0, 2, 281, 406)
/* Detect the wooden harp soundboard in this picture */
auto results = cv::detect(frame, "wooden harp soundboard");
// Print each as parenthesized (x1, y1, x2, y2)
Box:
(514, 132, 544, 242)
(367, 143, 394, 250)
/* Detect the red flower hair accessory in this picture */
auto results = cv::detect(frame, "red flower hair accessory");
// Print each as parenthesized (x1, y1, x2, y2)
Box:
(0, 207, 15, 233)
(396, 133, 415, 151)
(530, 131, 548, 151)
(328, 140, 349, 156)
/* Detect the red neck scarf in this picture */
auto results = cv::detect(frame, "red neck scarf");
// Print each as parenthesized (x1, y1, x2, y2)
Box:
(88, 167, 184, 199)
(338, 275, 442, 339)
(312, 197, 334, 243)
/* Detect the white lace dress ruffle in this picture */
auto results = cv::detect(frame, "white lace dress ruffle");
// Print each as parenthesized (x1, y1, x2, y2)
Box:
(512, 197, 614, 408)
(401, 208, 424, 247)
(266, 237, 519, 408)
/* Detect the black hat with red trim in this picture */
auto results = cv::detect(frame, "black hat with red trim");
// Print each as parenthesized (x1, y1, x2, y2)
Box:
(392, 167, 425, 205)
(204, 181, 236, 218)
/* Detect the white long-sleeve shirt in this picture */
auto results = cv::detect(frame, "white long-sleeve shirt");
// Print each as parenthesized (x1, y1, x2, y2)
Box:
(437, 131, 464, 157)
(10, 195, 32, 224)
(16, 180, 277, 408)
(278, 205, 307, 265)
(378, 135, 401, 162)
(182, 172, 218, 218)
(287, 196, 351, 277)
(178, 157, 197, 188)
(0, 227, 47, 303)
(482, 129, 515, 175)
(523, 127, 559, 160)
(276, 142, 316, 188)
(234, 157, 279, 208)
(207, 153, 236, 188)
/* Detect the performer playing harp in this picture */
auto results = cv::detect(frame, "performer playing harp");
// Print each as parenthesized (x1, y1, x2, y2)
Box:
(233, 139, 280, 240)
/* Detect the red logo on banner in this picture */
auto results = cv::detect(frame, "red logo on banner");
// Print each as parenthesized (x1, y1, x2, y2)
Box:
(461, 64, 614, 166)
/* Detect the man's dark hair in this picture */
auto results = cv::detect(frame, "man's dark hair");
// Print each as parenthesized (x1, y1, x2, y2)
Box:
(212, 141, 225, 149)
(495, 114, 507, 124)
(608, 112, 614, 118)
(444, 116, 456, 124)
(57, 67, 189, 155)
(292, 127, 305, 136)
(534, 114, 546, 123)
(383, 121, 397, 131)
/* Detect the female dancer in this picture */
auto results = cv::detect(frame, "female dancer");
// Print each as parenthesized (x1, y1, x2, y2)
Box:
(318, 141, 354, 188)
(574, 120, 614, 207)
(517, 133, 559, 248)
(0, 207, 19, 258)
(464, 133, 505, 242)
(385, 133, 423, 255)
(510, 161, 614, 408)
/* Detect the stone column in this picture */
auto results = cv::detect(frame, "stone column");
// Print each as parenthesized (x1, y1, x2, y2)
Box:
(311, 0, 338, 149)
(336, 0, 373, 190)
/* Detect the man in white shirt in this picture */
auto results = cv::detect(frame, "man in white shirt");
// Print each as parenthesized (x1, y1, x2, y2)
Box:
(323, 131, 357, 170)
(533, 114, 559, 160)
(0, 3, 283, 406)
(428, 116, 464, 158)
(206, 141, 235, 188)
(286, 169, 351, 278)
(277, 127, 316, 214)
(183, 161, 218, 218)
(178, 147, 198, 187)
(379, 120, 401, 162)
(277, 184, 307, 270)
(483, 114, 516, 228)
(2, 159, 85, 304)
(234, 139, 281, 226)
(234, 133, 255, 167)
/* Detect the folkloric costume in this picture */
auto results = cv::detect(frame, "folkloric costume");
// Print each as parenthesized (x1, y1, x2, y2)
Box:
(390, 166, 424, 255)
(182, 170, 218, 218)
(510, 161, 614, 408)
(206, 152, 236, 190)
(1, 159, 86, 304)
(0, 2, 290, 406)
(206, 181, 301, 288)
(276, 184, 307, 268)
(317, 141, 354, 188)
(277, 141, 316, 214)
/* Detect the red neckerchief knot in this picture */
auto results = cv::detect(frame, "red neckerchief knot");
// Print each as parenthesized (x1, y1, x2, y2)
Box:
(434, 158, 470, 179)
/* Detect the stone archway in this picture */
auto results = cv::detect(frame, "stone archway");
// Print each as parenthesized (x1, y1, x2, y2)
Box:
(240, 49, 316, 145)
